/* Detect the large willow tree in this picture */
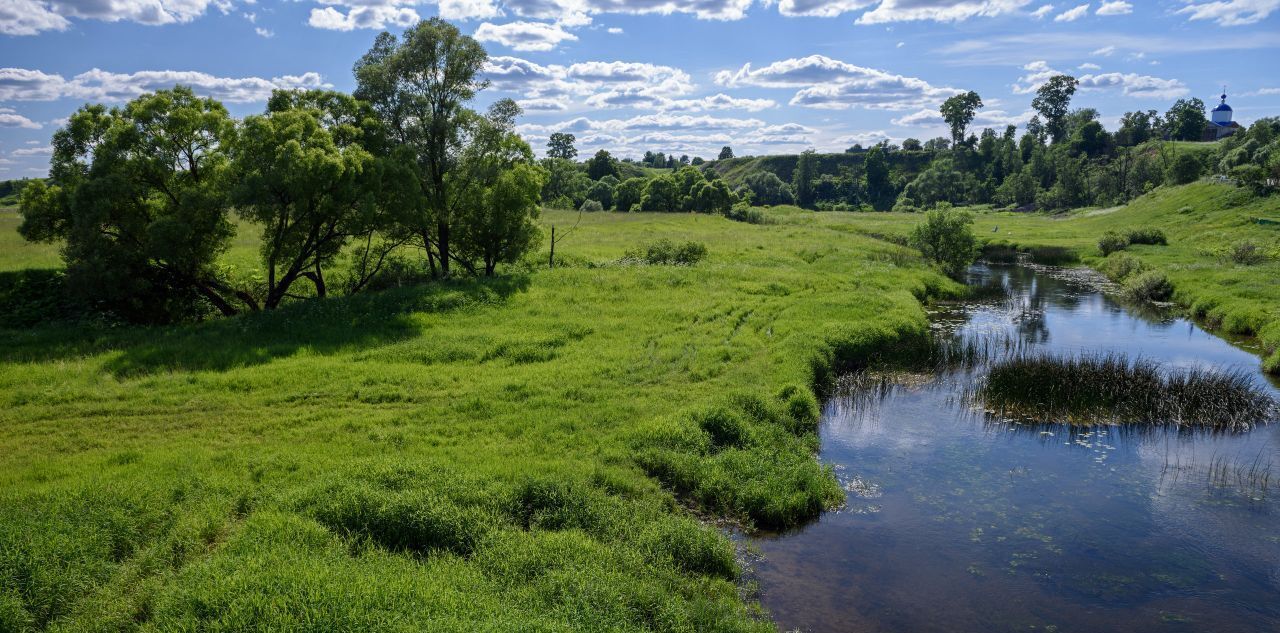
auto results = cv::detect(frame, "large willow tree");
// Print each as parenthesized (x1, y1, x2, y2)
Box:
(18, 87, 253, 321)
(353, 17, 489, 278)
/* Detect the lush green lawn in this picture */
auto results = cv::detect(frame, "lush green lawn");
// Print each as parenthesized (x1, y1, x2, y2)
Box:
(762, 181, 1280, 373)
(0, 207, 954, 630)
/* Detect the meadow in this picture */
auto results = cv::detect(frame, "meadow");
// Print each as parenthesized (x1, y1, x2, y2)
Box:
(0, 205, 954, 630)
(2, 178, 1276, 631)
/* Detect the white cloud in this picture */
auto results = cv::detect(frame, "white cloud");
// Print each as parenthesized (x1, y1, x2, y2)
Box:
(1078, 72, 1188, 98)
(484, 56, 693, 99)
(1054, 3, 1089, 21)
(0, 67, 331, 103)
(856, 0, 1032, 24)
(307, 6, 419, 31)
(439, 0, 503, 20)
(1, 0, 229, 35)
(591, 91, 777, 111)
(1078, 62, 1101, 69)
(891, 107, 1032, 128)
(715, 55, 960, 111)
(474, 20, 577, 51)
(1092, 45, 1116, 56)
(254, 26, 273, 37)
(777, 0, 874, 18)
(0, 108, 41, 129)
(1012, 60, 1061, 93)
(1030, 3, 1054, 17)
(499, 0, 755, 21)
(606, 26, 622, 33)
(1177, 0, 1280, 26)
(518, 97, 568, 111)
(12, 145, 52, 156)
(832, 130, 891, 146)
(1095, 1, 1131, 15)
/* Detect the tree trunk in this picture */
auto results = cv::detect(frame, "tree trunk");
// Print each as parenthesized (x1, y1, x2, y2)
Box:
(549, 225, 555, 269)
(436, 220, 450, 277)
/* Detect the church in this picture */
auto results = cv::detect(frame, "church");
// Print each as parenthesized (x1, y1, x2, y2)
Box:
(1204, 91, 1243, 141)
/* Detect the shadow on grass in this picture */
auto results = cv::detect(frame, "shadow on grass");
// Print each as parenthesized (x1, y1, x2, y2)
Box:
(0, 274, 531, 377)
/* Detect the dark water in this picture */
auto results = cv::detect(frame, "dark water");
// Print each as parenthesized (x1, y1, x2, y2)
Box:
(753, 264, 1280, 633)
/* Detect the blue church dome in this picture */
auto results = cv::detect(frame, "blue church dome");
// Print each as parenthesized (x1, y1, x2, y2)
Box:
(1213, 93, 1232, 112)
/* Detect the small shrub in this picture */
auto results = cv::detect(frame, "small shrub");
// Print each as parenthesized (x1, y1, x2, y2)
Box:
(1167, 153, 1202, 185)
(722, 202, 769, 225)
(1098, 231, 1129, 256)
(638, 516, 737, 579)
(625, 239, 708, 266)
(908, 206, 978, 278)
(579, 199, 603, 212)
(1123, 270, 1174, 303)
(1098, 253, 1147, 281)
(1226, 240, 1267, 265)
(692, 407, 748, 451)
(1124, 228, 1167, 245)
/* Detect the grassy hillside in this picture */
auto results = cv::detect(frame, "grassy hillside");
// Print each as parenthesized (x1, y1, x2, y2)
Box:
(0, 208, 955, 630)
(801, 181, 1280, 373)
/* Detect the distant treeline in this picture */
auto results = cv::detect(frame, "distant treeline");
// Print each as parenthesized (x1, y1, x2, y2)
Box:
(0, 178, 41, 206)
(546, 77, 1277, 214)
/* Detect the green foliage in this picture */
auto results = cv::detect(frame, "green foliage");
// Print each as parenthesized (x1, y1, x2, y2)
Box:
(18, 87, 243, 322)
(742, 172, 792, 206)
(455, 161, 546, 276)
(1225, 240, 1268, 265)
(1165, 98, 1207, 142)
(1123, 270, 1174, 303)
(717, 146, 733, 160)
(940, 91, 983, 146)
(722, 201, 768, 225)
(909, 206, 978, 278)
(1098, 231, 1129, 256)
(1031, 75, 1079, 144)
(1098, 253, 1147, 281)
(613, 177, 645, 212)
(585, 149, 618, 180)
(640, 175, 679, 211)
(625, 239, 708, 265)
(1124, 228, 1167, 245)
(792, 149, 817, 209)
(1167, 152, 1203, 185)
(547, 132, 577, 160)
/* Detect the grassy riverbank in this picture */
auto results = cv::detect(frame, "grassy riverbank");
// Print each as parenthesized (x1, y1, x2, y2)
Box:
(0, 207, 955, 630)
(777, 181, 1280, 375)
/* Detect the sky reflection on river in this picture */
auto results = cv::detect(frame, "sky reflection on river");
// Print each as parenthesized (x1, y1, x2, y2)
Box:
(752, 264, 1280, 633)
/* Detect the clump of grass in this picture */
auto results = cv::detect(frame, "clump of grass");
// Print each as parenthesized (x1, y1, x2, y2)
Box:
(1123, 270, 1174, 303)
(1225, 240, 1268, 266)
(1098, 231, 1129, 256)
(1124, 228, 1168, 245)
(979, 241, 1019, 264)
(623, 239, 708, 265)
(976, 352, 1277, 430)
(1025, 245, 1079, 265)
(1097, 253, 1147, 282)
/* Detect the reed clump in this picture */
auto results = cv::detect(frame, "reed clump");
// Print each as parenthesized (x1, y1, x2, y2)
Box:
(976, 352, 1277, 430)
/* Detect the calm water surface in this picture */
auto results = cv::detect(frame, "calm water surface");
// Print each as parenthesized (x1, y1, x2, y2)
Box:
(753, 264, 1280, 633)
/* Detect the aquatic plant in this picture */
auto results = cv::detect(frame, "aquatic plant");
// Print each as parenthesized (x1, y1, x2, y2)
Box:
(975, 352, 1277, 430)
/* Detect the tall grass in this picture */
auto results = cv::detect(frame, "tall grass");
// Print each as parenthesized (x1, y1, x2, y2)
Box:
(975, 353, 1276, 430)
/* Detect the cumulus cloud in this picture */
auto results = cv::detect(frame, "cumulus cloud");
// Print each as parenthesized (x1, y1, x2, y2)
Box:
(1177, 0, 1280, 26)
(891, 107, 1032, 128)
(0, 67, 331, 103)
(497, 0, 754, 21)
(1012, 60, 1062, 93)
(484, 56, 693, 99)
(832, 130, 891, 146)
(1, 0, 230, 35)
(1030, 3, 1054, 17)
(12, 145, 52, 156)
(0, 108, 41, 129)
(1054, 3, 1089, 21)
(856, 0, 1032, 24)
(716, 55, 960, 111)
(517, 113, 821, 158)
(1095, 1, 1131, 15)
(1092, 45, 1116, 56)
(1078, 72, 1188, 98)
(777, 0, 874, 18)
(1078, 62, 1101, 69)
(474, 20, 577, 51)
(308, 5, 419, 31)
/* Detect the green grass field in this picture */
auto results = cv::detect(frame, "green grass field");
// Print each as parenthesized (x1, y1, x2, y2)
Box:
(0, 205, 954, 630)
(2, 178, 1276, 631)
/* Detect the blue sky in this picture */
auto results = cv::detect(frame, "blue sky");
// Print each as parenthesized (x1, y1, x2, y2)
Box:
(2, 0, 1279, 176)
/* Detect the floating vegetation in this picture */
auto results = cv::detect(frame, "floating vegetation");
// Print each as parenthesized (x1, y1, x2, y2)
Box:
(974, 353, 1278, 431)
